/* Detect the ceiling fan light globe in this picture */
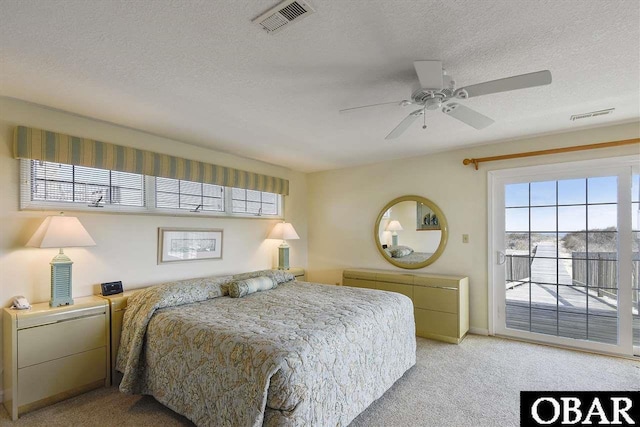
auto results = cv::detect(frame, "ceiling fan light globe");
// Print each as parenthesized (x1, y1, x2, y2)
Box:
(425, 98, 442, 110)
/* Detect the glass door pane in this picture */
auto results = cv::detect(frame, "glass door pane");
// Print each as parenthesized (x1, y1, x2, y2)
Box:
(504, 177, 620, 345)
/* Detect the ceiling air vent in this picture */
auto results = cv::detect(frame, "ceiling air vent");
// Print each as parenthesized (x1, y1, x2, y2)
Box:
(253, 0, 315, 34)
(570, 108, 615, 121)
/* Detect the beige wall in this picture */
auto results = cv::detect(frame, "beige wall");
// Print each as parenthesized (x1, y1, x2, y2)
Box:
(0, 98, 307, 383)
(307, 122, 639, 332)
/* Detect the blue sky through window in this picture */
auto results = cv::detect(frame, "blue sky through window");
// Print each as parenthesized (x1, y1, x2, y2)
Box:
(505, 177, 619, 232)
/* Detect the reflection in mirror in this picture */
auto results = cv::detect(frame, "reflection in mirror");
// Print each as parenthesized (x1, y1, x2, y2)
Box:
(375, 196, 448, 269)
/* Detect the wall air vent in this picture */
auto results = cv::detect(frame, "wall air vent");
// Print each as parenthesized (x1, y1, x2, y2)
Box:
(570, 108, 615, 121)
(253, 0, 315, 34)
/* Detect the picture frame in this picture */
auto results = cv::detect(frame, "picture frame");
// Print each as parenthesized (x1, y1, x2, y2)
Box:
(158, 228, 223, 264)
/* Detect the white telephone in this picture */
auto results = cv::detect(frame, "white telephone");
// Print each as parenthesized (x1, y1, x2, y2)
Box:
(11, 296, 31, 310)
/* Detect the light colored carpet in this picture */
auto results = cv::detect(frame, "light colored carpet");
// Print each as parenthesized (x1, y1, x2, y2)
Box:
(1, 335, 638, 427)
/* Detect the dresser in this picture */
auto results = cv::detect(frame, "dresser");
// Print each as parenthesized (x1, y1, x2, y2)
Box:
(343, 269, 469, 344)
(2, 296, 110, 420)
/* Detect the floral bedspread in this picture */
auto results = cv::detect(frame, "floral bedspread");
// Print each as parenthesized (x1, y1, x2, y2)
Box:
(117, 272, 416, 427)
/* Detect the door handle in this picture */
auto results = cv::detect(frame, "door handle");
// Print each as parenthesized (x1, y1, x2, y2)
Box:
(496, 251, 506, 265)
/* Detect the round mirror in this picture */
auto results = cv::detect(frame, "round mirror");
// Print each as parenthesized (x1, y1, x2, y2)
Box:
(374, 195, 448, 269)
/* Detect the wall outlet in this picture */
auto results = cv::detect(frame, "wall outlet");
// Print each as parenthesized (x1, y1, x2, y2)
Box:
(462, 234, 469, 243)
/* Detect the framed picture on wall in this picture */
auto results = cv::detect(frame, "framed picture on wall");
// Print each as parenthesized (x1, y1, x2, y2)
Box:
(158, 228, 223, 264)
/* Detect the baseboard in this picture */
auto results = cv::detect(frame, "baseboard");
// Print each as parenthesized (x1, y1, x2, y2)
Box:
(469, 327, 489, 336)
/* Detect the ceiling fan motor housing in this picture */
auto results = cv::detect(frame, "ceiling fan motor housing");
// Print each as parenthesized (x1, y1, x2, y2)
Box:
(411, 88, 447, 109)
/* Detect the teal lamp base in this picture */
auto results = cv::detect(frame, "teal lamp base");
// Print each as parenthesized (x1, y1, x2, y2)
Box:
(392, 234, 398, 246)
(277, 242, 290, 270)
(50, 249, 74, 307)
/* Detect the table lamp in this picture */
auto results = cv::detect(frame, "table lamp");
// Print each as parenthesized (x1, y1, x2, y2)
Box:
(267, 222, 300, 270)
(386, 220, 403, 246)
(27, 214, 96, 307)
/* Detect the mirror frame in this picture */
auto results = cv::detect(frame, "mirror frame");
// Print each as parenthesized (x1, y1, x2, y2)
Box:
(374, 195, 448, 269)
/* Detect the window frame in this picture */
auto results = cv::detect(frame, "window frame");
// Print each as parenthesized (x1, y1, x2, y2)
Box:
(20, 160, 284, 219)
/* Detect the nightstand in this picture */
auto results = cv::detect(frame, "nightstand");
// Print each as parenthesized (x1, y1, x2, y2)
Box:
(285, 267, 306, 281)
(2, 296, 110, 420)
(99, 289, 146, 385)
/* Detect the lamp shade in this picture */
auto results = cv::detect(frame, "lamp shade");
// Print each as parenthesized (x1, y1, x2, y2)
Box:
(386, 220, 403, 232)
(27, 215, 96, 248)
(268, 222, 300, 240)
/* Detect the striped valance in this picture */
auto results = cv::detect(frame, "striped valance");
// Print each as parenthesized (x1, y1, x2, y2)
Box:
(14, 126, 289, 195)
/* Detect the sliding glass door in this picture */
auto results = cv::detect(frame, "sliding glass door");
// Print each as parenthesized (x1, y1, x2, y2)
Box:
(490, 156, 638, 356)
(633, 171, 639, 351)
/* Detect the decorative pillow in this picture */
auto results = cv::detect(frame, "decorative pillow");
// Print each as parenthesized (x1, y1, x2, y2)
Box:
(383, 248, 392, 257)
(229, 276, 277, 298)
(388, 245, 414, 258)
(232, 269, 295, 285)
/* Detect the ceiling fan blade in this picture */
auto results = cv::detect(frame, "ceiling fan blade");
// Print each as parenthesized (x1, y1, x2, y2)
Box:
(385, 109, 423, 139)
(413, 60, 443, 89)
(442, 103, 494, 130)
(455, 70, 551, 99)
(456, 70, 552, 98)
(339, 100, 407, 114)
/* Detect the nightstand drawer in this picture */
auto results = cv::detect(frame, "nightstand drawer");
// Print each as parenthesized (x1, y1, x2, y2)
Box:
(18, 347, 106, 407)
(18, 314, 106, 368)
(17, 305, 105, 329)
(413, 286, 458, 314)
(285, 268, 306, 281)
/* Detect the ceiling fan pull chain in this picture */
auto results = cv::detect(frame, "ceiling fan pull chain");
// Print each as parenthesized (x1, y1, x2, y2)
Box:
(422, 107, 427, 129)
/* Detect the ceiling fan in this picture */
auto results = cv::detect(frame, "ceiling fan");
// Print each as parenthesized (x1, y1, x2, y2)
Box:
(340, 60, 552, 139)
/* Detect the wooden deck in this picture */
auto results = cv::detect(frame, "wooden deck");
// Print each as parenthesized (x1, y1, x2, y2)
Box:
(505, 242, 640, 346)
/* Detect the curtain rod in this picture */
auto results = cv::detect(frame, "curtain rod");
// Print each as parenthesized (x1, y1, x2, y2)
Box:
(463, 138, 640, 170)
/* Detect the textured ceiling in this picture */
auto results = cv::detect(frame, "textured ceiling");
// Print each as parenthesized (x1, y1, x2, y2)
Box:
(1, 0, 639, 172)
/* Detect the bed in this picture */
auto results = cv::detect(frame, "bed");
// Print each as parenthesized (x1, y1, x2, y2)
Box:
(384, 245, 433, 264)
(116, 270, 416, 426)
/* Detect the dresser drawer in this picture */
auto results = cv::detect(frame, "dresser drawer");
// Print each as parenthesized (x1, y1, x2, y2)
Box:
(343, 277, 375, 289)
(413, 286, 458, 314)
(413, 276, 459, 289)
(18, 314, 106, 368)
(376, 281, 413, 300)
(343, 270, 377, 281)
(376, 273, 414, 285)
(18, 347, 106, 407)
(414, 308, 458, 338)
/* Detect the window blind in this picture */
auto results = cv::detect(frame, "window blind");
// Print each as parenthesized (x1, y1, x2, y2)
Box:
(31, 160, 144, 206)
(231, 188, 279, 215)
(156, 177, 224, 211)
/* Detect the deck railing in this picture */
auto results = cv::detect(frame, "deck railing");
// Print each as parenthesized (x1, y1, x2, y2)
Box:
(571, 252, 639, 304)
(505, 255, 531, 283)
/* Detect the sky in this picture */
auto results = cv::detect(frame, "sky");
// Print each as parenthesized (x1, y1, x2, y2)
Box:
(505, 175, 640, 232)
